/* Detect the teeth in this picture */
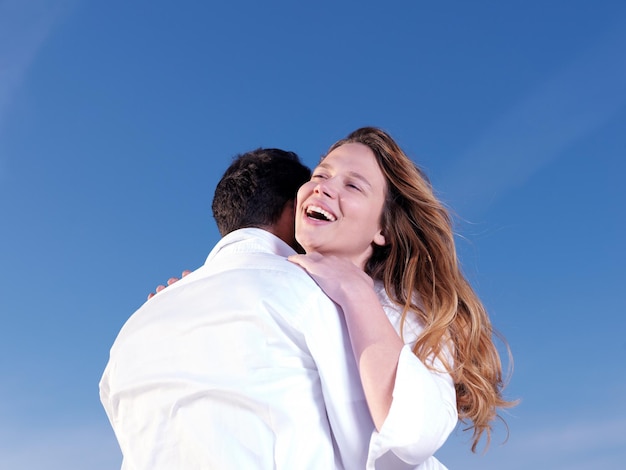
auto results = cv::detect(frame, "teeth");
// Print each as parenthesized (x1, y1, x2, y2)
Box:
(306, 205, 337, 222)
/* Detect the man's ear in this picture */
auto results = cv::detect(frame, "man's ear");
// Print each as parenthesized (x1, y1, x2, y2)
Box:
(270, 200, 297, 248)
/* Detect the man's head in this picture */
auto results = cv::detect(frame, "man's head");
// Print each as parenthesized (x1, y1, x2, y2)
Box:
(212, 148, 311, 248)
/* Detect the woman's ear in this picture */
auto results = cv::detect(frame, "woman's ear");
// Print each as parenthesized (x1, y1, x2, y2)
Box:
(373, 230, 386, 247)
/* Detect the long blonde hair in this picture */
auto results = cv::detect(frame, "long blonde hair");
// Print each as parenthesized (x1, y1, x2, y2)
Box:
(327, 127, 516, 451)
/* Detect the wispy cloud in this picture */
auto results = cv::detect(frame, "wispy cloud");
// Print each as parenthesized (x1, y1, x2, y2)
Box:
(515, 415, 626, 456)
(0, 0, 70, 176)
(0, 420, 121, 470)
(440, 414, 626, 469)
(440, 15, 626, 215)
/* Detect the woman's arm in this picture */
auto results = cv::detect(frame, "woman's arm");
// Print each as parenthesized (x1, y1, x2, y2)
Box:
(289, 252, 404, 430)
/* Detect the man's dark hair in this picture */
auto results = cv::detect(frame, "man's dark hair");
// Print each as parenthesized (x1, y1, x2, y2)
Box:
(212, 148, 311, 236)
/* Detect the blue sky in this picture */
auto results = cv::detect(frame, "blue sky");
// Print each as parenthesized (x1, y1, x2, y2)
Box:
(1, 1, 625, 468)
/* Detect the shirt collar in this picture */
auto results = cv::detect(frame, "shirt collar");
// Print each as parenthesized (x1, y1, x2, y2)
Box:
(205, 228, 296, 265)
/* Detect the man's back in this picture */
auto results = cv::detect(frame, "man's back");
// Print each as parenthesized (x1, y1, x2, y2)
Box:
(100, 229, 370, 469)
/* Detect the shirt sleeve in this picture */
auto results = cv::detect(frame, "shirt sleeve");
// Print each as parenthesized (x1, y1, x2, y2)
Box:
(300, 289, 375, 470)
(366, 345, 458, 469)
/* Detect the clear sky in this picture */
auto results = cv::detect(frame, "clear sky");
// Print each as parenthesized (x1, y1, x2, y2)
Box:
(1, 1, 625, 468)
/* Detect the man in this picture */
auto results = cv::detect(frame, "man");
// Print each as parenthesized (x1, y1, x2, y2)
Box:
(99, 149, 373, 469)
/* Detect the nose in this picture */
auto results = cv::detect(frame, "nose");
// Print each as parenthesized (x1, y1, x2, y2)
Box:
(314, 178, 336, 198)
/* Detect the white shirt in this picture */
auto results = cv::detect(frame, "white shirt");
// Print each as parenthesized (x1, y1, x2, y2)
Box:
(100, 228, 456, 469)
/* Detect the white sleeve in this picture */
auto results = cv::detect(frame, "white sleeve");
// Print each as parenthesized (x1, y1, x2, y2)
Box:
(301, 291, 375, 470)
(366, 345, 458, 469)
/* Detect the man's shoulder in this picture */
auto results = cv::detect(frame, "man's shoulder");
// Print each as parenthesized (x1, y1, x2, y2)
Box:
(210, 250, 335, 306)
(208, 248, 301, 275)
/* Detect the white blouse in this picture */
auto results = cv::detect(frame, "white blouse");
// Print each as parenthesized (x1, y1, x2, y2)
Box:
(369, 282, 458, 468)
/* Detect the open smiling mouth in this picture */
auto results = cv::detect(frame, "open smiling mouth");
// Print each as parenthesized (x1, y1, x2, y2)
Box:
(305, 205, 337, 222)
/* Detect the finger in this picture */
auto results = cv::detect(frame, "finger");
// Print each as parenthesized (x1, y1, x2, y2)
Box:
(182, 270, 192, 277)
(167, 277, 179, 286)
(147, 292, 155, 300)
(155, 284, 166, 293)
(287, 254, 307, 268)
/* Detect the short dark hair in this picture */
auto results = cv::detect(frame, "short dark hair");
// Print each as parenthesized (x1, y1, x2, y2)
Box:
(212, 148, 311, 236)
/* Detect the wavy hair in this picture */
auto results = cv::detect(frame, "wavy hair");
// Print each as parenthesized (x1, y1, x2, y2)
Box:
(327, 127, 516, 452)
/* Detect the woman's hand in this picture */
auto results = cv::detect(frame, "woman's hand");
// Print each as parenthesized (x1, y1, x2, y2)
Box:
(147, 270, 192, 300)
(288, 252, 374, 305)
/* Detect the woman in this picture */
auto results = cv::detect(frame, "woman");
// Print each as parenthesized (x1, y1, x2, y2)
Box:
(290, 127, 515, 463)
